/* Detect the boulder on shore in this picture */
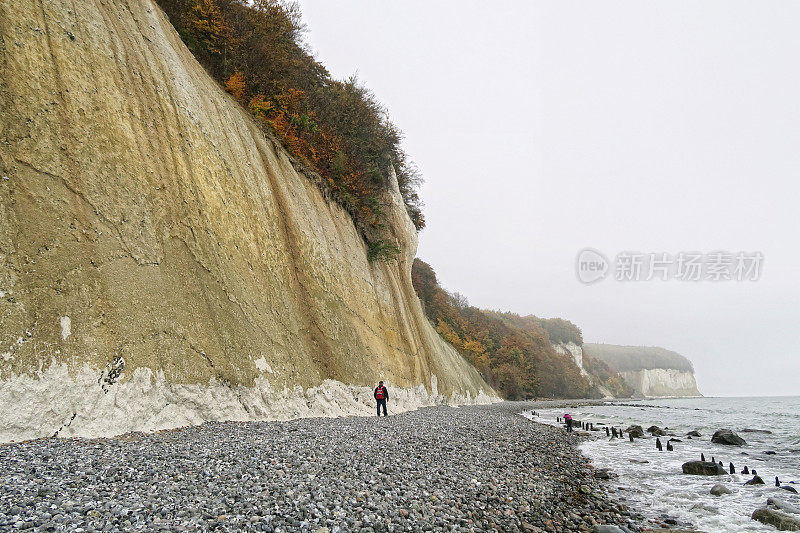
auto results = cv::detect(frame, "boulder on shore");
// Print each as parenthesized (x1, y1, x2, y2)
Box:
(712, 429, 747, 446)
(682, 461, 726, 475)
(594, 468, 616, 480)
(710, 484, 732, 496)
(594, 525, 626, 533)
(752, 508, 800, 531)
(626, 425, 645, 438)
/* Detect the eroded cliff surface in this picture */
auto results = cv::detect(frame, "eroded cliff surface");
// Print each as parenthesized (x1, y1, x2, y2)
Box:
(0, 0, 493, 441)
(583, 343, 701, 397)
(552, 342, 614, 399)
(619, 368, 701, 398)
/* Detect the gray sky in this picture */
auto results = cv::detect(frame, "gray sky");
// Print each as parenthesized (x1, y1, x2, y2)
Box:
(296, 1, 800, 397)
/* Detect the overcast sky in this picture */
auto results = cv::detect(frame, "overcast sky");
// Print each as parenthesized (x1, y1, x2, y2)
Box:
(296, 1, 800, 397)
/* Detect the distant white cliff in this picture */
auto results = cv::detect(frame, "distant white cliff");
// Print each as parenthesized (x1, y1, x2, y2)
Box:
(619, 368, 701, 398)
(583, 343, 702, 398)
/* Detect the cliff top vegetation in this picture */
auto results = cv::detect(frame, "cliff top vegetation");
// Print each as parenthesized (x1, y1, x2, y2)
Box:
(155, 0, 424, 260)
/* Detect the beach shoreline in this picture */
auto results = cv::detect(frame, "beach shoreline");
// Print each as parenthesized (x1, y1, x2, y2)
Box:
(0, 401, 655, 532)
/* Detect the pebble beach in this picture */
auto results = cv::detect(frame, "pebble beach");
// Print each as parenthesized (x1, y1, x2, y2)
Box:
(0, 401, 650, 532)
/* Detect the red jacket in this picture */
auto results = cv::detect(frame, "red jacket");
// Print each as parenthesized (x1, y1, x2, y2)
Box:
(374, 386, 388, 401)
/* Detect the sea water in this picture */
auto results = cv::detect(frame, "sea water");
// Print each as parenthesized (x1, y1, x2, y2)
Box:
(527, 397, 800, 532)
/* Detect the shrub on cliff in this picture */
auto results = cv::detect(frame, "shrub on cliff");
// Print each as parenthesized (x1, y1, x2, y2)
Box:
(155, 0, 425, 255)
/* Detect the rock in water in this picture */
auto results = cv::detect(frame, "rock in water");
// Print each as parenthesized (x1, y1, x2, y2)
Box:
(687, 430, 702, 437)
(712, 429, 747, 446)
(752, 508, 800, 531)
(593, 468, 615, 480)
(767, 498, 800, 515)
(594, 526, 626, 533)
(746, 475, 766, 485)
(682, 461, 726, 475)
(782, 486, 799, 494)
(710, 484, 732, 496)
(626, 425, 644, 438)
(647, 425, 666, 436)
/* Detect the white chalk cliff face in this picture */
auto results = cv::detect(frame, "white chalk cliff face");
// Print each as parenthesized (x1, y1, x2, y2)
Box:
(620, 369, 701, 398)
(553, 342, 584, 372)
(582, 343, 702, 398)
(0, 0, 495, 441)
(552, 342, 614, 399)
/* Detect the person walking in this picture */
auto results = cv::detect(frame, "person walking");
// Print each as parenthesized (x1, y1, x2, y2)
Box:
(564, 413, 573, 433)
(374, 381, 388, 417)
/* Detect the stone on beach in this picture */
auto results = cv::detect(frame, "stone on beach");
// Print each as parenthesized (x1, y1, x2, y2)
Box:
(594, 468, 616, 480)
(0, 403, 640, 532)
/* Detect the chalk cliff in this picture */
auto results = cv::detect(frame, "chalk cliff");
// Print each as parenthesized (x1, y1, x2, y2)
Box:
(0, 0, 494, 441)
(618, 368, 701, 398)
(583, 343, 701, 397)
(552, 342, 614, 398)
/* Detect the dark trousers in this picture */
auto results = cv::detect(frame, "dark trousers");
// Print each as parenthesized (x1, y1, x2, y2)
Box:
(376, 399, 387, 416)
(566, 420, 573, 432)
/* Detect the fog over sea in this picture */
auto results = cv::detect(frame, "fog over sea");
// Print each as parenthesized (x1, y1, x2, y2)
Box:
(528, 397, 800, 532)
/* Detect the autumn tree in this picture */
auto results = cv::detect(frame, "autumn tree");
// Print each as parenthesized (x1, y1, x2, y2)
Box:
(411, 259, 602, 400)
(225, 70, 246, 100)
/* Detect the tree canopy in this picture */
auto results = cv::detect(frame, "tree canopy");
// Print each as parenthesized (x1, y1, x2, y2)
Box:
(412, 259, 599, 399)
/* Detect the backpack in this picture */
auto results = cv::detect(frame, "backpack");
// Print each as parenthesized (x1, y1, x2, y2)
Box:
(375, 387, 385, 400)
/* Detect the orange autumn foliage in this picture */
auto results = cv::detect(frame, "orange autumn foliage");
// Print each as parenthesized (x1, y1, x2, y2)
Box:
(411, 259, 630, 400)
(156, 0, 425, 253)
(224, 70, 246, 100)
(187, 0, 230, 56)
